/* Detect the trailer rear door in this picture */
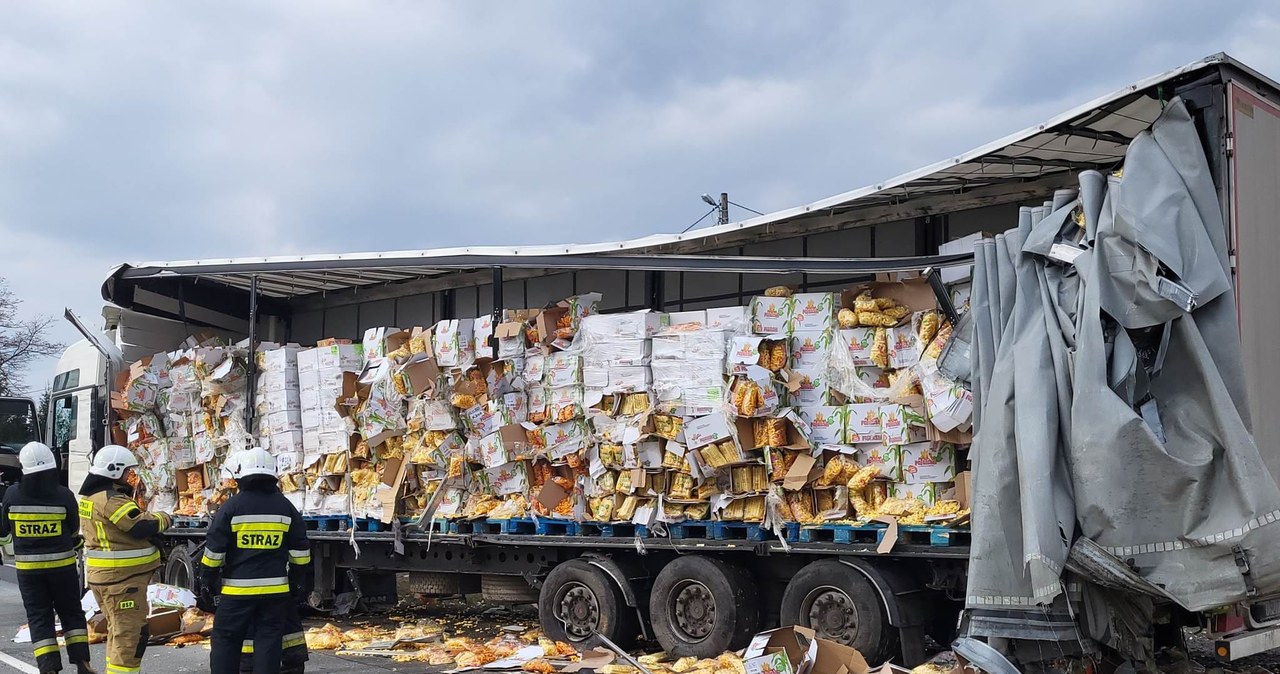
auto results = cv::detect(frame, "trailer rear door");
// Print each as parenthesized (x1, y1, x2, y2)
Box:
(1229, 81, 1280, 484)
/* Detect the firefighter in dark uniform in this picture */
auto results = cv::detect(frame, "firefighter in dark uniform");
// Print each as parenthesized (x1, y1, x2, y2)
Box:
(198, 448, 310, 674)
(0, 442, 94, 674)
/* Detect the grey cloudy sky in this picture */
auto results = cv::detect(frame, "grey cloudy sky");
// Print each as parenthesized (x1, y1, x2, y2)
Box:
(3, 1, 1280, 393)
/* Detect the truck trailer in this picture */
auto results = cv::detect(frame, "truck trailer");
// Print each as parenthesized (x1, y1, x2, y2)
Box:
(45, 53, 1280, 667)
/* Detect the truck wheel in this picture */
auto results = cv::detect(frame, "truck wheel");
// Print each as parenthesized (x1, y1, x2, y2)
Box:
(163, 543, 198, 590)
(780, 560, 898, 664)
(539, 560, 638, 649)
(649, 556, 759, 658)
(481, 574, 540, 604)
(409, 572, 479, 597)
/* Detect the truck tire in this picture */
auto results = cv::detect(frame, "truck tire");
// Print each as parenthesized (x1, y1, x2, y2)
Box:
(163, 543, 198, 590)
(649, 556, 760, 658)
(481, 574, 540, 604)
(779, 560, 898, 664)
(539, 560, 638, 649)
(409, 572, 479, 597)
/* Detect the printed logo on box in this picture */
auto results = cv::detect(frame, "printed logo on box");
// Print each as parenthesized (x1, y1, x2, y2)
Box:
(762, 302, 782, 319)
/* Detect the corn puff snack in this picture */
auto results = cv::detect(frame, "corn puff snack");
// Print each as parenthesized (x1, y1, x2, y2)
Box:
(847, 464, 881, 492)
(838, 308, 859, 329)
(751, 465, 768, 493)
(722, 499, 746, 521)
(871, 327, 889, 368)
(451, 393, 477, 410)
(918, 311, 939, 345)
(858, 311, 898, 328)
(786, 491, 817, 523)
(764, 286, 792, 298)
(853, 292, 879, 313)
(684, 502, 710, 520)
(616, 496, 639, 520)
(668, 473, 694, 499)
(770, 450, 797, 482)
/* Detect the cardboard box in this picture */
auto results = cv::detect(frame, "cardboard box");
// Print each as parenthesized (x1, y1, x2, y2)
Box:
(744, 625, 869, 674)
(886, 324, 920, 370)
(900, 442, 956, 484)
(938, 231, 993, 284)
(257, 368, 299, 392)
(652, 332, 725, 362)
(485, 461, 529, 496)
(683, 413, 735, 450)
(879, 403, 928, 445)
(495, 321, 527, 360)
(666, 310, 706, 329)
(581, 310, 667, 339)
(433, 319, 474, 368)
(841, 278, 936, 327)
(310, 344, 364, 373)
(798, 406, 847, 444)
(583, 365, 651, 394)
(790, 330, 834, 369)
(476, 424, 524, 468)
(728, 337, 765, 375)
(922, 372, 973, 433)
(729, 367, 780, 418)
(750, 296, 792, 335)
(465, 404, 511, 439)
(147, 609, 183, 639)
(545, 352, 582, 388)
(540, 420, 591, 458)
(954, 470, 972, 509)
(548, 385, 584, 420)
(261, 388, 301, 415)
(861, 445, 902, 481)
(706, 306, 748, 331)
(735, 411, 810, 451)
(472, 315, 495, 360)
(786, 366, 832, 406)
(585, 338, 651, 366)
(788, 293, 838, 332)
(888, 481, 943, 507)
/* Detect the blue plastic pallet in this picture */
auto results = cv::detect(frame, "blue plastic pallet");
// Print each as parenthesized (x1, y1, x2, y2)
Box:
(711, 521, 770, 542)
(534, 519, 578, 536)
(667, 520, 713, 540)
(798, 523, 969, 547)
(781, 522, 801, 543)
(354, 518, 389, 532)
(578, 522, 648, 538)
(417, 519, 462, 535)
(485, 518, 538, 535)
(303, 515, 351, 532)
(799, 524, 881, 544)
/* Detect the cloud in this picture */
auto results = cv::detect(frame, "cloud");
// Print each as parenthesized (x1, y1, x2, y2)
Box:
(2, 1, 1280, 391)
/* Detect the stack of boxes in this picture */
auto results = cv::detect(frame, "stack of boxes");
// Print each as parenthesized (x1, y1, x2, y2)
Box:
(118, 278, 973, 531)
(298, 342, 362, 515)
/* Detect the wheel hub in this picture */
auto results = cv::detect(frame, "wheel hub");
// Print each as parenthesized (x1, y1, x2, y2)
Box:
(805, 588, 859, 646)
(556, 583, 600, 640)
(671, 581, 716, 641)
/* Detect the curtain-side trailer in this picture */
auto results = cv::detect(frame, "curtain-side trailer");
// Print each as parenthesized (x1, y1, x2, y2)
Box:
(47, 54, 1280, 666)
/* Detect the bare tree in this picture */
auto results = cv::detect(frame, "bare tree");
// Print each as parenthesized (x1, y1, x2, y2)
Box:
(0, 277, 63, 397)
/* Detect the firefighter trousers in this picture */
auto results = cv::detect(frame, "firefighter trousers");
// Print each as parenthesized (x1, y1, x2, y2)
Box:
(211, 595, 289, 674)
(17, 566, 91, 673)
(239, 600, 307, 674)
(90, 574, 151, 674)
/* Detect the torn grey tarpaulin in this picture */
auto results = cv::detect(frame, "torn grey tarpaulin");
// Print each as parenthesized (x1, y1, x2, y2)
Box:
(963, 97, 1280, 663)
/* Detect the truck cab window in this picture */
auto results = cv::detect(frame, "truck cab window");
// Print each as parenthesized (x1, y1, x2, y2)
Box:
(52, 394, 78, 448)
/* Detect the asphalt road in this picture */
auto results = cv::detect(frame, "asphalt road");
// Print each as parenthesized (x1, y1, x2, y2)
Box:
(0, 578, 533, 674)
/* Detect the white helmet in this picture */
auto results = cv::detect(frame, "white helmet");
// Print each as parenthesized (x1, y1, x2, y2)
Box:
(19, 442, 58, 476)
(89, 445, 138, 480)
(235, 447, 276, 479)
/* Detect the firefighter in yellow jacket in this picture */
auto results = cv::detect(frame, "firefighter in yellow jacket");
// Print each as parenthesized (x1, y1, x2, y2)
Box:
(79, 446, 173, 674)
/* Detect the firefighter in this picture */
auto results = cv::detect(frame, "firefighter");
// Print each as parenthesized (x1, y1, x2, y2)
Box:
(0, 442, 94, 674)
(198, 447, 310, 674)
(79, 445, 173, 674)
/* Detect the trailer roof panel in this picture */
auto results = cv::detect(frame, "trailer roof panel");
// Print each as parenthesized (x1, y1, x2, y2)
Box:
(104, 53, 1280, 310)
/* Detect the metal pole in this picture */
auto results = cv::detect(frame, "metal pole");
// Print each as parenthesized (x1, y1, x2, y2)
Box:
(719, 192, 729, 225)
(245, 275, 259, 432)
(491, 267, 504, 354)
